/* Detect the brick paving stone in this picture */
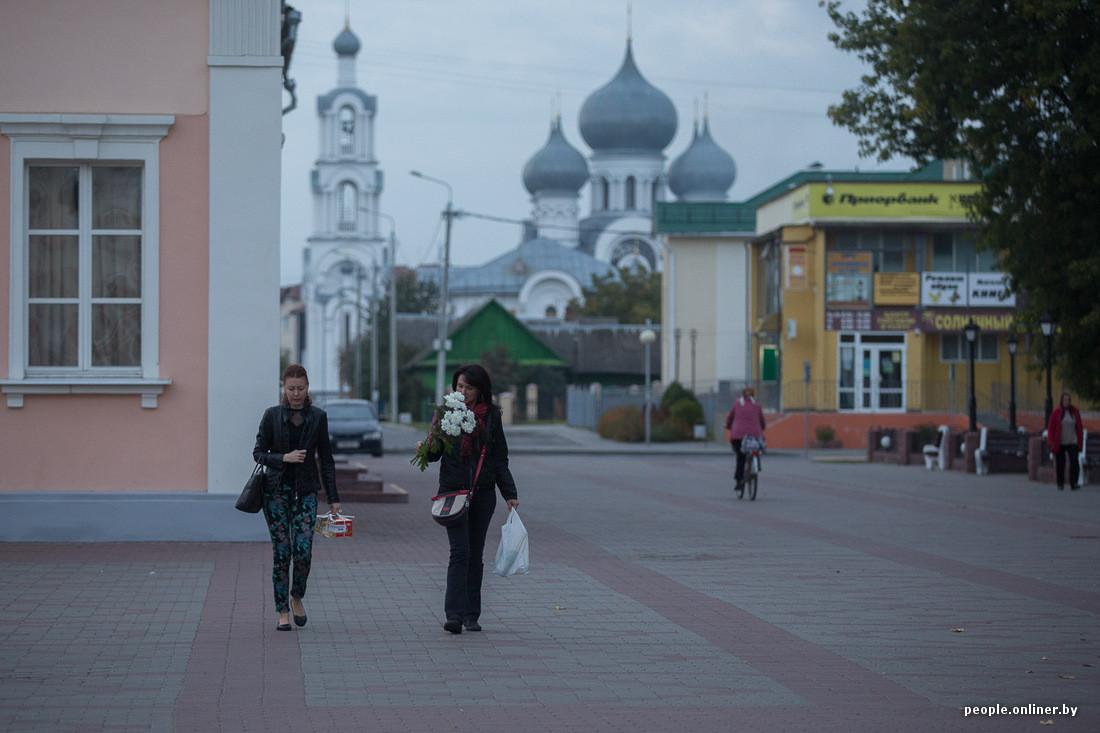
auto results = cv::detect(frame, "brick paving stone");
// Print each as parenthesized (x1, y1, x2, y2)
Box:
(0, 451, 1097, 731)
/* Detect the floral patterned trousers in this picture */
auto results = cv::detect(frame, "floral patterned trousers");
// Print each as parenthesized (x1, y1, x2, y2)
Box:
(262, 484, 317, 613)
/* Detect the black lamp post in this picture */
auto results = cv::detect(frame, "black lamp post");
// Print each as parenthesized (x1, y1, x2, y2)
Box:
(1039, 312, 1055, 427)
(1006, 331, 1018, 432)
(964, 318, 979, 432)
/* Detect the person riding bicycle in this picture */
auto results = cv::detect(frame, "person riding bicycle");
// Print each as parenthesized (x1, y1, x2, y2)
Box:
(725, 387, 766, 492)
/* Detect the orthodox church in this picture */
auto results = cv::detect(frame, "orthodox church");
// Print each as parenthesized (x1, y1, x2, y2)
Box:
(422, 35, 738, 322)
(293, 23, 738, 398)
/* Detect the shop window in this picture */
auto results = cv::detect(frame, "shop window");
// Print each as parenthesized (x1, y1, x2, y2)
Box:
(940, 333, 999, 362)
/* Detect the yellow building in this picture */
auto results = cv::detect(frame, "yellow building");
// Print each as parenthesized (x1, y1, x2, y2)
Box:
(751, 162, 1044, 424)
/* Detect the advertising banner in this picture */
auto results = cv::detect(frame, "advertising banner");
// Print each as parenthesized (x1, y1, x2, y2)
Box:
(826, 308, 1015, 333)
(921, 272, 966, 307)
(826, 252, 872, 308)
(968, 273, 1016, 307)
(921, 272, 1016, 307)
(874, 272, 921, 306)
(787, 246, 808, 289)
(810, 182, 981, 218)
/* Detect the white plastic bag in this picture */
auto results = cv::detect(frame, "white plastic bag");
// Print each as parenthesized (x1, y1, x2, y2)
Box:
(493, 510, 529, 577)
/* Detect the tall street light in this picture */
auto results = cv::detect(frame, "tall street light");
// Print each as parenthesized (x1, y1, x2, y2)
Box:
(1006, 331, 1018, 432)
(339, 259, 365, 399)
(964, 318, 979, 432)
(639, 322, 657, 446)
(410, 170, 458, 405)
(1039, 312, 1056, 426)
(361, 207, 399, 422)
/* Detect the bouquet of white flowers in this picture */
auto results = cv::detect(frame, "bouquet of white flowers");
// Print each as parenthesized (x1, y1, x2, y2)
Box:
(410, 391, 478, 471)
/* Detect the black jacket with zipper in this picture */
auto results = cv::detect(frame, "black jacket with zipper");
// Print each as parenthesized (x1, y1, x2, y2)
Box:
(429, 407, 517, 501)
(253, 404, 340, 503)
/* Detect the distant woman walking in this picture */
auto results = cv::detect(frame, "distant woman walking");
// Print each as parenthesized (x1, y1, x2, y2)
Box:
(253, 365, 341, 630)
(725, 386, 766, 493)
(1047, 392, 1084, 490)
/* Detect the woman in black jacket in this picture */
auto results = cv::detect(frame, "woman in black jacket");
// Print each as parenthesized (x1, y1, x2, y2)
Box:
(421, 364, 518, 634)
(253, 364, 341, 631)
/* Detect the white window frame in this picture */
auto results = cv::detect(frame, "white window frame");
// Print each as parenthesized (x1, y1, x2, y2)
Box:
(0, 114, 174, 408)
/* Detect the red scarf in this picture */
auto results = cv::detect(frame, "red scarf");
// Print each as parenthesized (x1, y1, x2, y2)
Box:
(461, 402, 490, 457)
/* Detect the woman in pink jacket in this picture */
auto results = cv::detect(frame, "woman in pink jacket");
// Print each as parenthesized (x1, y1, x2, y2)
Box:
(1047, 392, 1084, 490)
(725, 387, 767, 491)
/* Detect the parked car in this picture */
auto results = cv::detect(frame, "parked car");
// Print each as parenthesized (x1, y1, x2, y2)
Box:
(324, 399, 383, 456)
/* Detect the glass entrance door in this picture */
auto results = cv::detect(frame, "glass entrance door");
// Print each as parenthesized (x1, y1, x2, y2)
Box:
(838, 334, 906, 411)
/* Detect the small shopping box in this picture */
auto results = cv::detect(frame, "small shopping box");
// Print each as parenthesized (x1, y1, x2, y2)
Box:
(315, 512, 354, 538)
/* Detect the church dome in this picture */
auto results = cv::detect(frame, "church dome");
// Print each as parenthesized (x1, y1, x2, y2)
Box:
(578, 40, 677, 153)
(333, 26, 361, 57)
(523, 118, 589, 194)
(667, 119, 736, 201)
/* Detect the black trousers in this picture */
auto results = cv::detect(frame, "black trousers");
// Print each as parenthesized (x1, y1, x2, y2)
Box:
(731, 439, 747, 481)
(1055, 445, 1080, 488)
(444, 489, 497, 623)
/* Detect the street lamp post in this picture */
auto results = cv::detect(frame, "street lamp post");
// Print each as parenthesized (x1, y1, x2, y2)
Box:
(410, 170, 457, 406)
(339, 259, 365, 399)
(359, 207, 400, 422)
(1039, 312, 1055, 427)
(639, 322, 657, 446)
(964, 318, 979, 432)
(1006, 331, 1018, 432)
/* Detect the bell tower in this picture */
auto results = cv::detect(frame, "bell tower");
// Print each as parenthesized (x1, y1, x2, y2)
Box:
(301, 21, 386, 400)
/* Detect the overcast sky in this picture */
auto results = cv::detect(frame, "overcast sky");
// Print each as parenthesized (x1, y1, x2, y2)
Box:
(278, 0, 905, 285)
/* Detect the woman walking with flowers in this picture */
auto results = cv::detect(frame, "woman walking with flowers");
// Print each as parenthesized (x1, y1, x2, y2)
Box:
(413, 364, 518, 633)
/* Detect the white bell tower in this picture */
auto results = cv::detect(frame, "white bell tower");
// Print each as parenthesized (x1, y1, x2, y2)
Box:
(301, 22, 386, 400)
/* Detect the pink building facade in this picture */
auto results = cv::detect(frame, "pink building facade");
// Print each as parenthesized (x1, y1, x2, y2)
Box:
(0, 0, 284, 496)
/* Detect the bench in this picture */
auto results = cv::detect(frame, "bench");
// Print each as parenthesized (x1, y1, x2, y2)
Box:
(975, 427, 1031, 475)
(922, 425, 950, 470)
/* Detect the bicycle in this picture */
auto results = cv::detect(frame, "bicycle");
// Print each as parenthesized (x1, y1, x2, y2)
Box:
(736, 435, 764, 501)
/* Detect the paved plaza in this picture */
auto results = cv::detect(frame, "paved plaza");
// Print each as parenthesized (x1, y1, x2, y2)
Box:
(1, 426, 1098, 731)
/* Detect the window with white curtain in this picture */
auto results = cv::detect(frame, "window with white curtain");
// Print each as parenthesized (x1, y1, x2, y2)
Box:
(0, 113, 172, 407)
(28, 165, 144, 368)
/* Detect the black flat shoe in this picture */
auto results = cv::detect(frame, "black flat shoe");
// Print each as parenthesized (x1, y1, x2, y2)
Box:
(463, 620, 482, 632)
(443, 619, 463, 634)
(291, 599, 307, 627)
(277, 622, 292, 631)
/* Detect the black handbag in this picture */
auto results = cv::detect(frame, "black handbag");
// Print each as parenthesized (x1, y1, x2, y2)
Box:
(236, 463, 266, 513)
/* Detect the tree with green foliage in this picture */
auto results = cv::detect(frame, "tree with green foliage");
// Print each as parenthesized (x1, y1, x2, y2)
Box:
(825, 0, 1100, 401)
(568, 264, 661, 324)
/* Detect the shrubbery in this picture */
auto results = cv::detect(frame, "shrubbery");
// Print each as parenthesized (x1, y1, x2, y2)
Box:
(668, 397, 704, 427)
(597, 382, 709, 443)
(597, 405, 644, 442)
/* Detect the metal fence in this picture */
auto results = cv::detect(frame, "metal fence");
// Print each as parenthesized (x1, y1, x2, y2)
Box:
(566, 377, 1089, 437)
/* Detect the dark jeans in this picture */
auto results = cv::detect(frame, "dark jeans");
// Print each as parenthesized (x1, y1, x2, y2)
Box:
(444, 489, 496, 623)
(731, 439, 747, 481)
(262, 484, 317, 612)
(1055, 445, 1080, 488)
